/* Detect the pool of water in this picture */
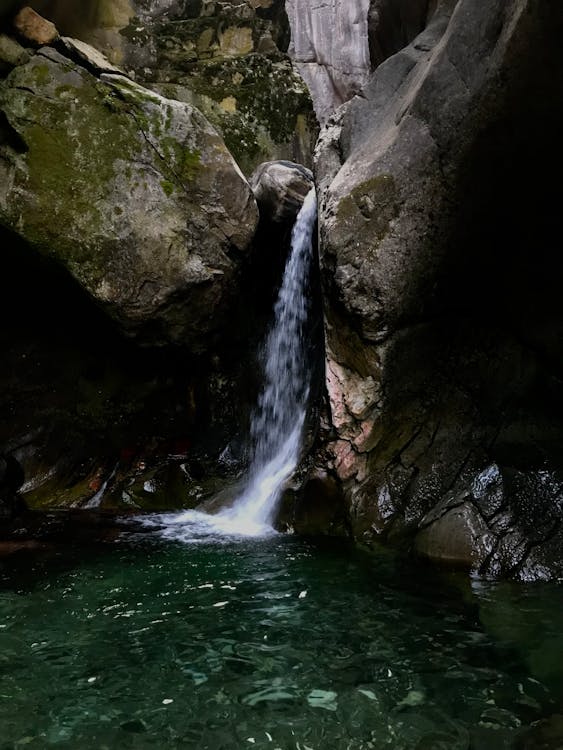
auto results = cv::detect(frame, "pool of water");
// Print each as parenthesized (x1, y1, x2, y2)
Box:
(0, 519, 561, 749)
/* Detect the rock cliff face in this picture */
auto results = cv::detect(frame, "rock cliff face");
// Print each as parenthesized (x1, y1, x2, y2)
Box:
(285, 0, 371, 123)
(285, 0, 432, 123)
(311, 0, 563, 579)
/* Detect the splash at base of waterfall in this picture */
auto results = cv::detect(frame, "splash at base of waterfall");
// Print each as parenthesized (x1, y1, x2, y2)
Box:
(138, 508, 276, 544)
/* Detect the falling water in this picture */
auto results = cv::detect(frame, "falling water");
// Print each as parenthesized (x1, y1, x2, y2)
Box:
(139, 188, 317, 540)
(222, 187, 317, 531)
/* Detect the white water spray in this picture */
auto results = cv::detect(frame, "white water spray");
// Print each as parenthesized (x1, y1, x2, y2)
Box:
(138, 188, 317, 541)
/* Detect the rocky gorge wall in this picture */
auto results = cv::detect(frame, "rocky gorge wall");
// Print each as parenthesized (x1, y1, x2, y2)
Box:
(302, 0, 563, 580)
(0, 5, 311, 513)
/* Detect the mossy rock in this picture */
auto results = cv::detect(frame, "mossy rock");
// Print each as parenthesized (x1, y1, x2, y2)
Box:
(0, 46, 258, 348)
(156, 54, 316, 174)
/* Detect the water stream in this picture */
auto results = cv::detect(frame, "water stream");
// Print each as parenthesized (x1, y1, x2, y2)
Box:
(148, 188, 317, 540)
(222, 187, 317, 532)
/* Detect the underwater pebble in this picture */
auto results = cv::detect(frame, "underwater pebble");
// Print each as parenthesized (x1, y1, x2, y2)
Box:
(307, 690, 338, 711)
(397, 690, 425, 708)
(358, 689, 378, 701)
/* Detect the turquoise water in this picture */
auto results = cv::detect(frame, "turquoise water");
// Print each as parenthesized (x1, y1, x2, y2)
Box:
(0, 524, 561, 749)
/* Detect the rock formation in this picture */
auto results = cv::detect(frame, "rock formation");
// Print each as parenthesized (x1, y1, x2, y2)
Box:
(311, 0, 563, 579)
(1, 0, 562, 582)
(19, 0, 317, 173)
(0, 39, 258, 348)
(0, 13, 264, 505)
(286, 0, 371, 123)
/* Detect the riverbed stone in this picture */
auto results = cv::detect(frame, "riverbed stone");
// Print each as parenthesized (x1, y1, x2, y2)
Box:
(0, 46, 258, 348)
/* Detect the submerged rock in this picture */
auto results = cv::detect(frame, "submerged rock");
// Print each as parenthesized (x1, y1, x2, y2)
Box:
(0, 44, 258, 348)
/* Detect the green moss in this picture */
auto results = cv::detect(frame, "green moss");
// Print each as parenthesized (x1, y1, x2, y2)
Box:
(16, 73, 141, 285)
(31, 63, 51, 86)
(158, 54, 314, 172)
(0, 56, 211, 287)
(160, 136, 201, 181)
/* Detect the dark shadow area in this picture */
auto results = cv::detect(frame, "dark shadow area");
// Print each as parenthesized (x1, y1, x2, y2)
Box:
(382, 0, 563, 474)
(0, 228, 200, 501)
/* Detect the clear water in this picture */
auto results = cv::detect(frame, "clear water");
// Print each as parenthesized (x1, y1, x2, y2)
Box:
(223, 188, 317, 532)
(0, 529, 562, 749)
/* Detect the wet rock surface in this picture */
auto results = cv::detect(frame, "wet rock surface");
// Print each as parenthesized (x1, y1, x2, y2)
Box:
(415, 464, 563, 580)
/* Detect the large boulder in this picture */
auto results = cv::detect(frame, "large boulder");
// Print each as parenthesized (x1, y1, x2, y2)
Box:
(313, 0, 563, 578)
(0, 43, 258, 348)
(249, 160, 313, 223)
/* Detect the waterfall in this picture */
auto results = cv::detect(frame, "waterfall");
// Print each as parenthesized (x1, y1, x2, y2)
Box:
(221, 187, 317, 532)
(138, 188, 317, 541)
